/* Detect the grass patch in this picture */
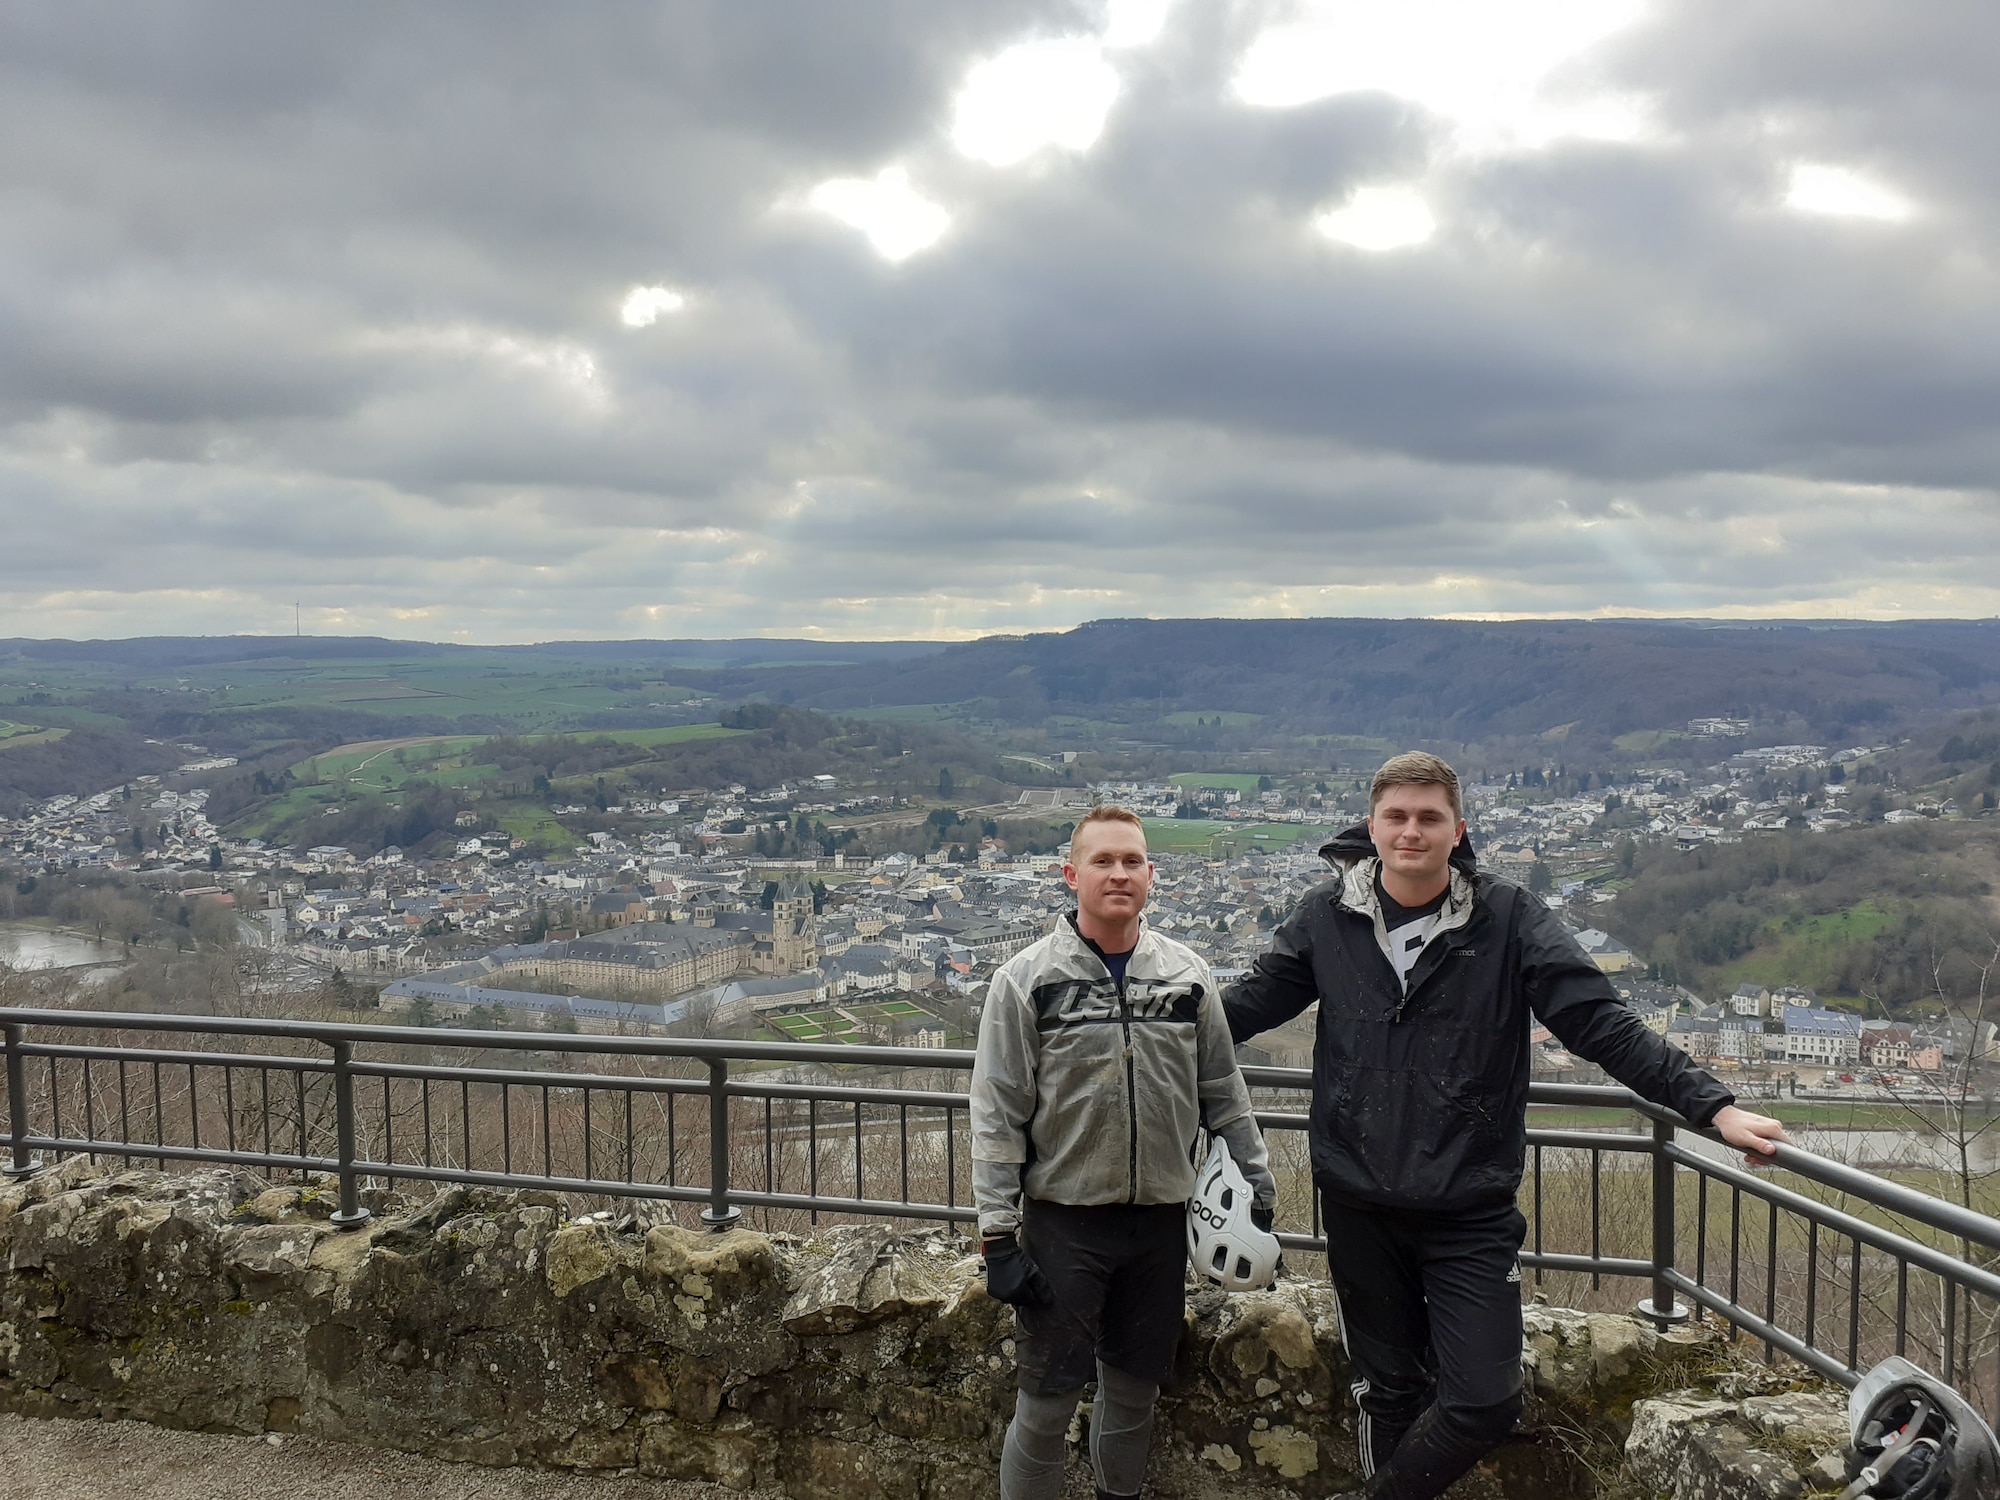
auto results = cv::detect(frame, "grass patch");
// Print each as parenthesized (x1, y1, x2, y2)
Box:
(288, 723, 743, 797)
(0, 723, 68, 751)
(493, 803, 580, 853)
(1142, 819, 1331, 856)
(1791, 902, 1898, 944)
(1712, 900, 1902, 994)
(758, 999, 940, 1044)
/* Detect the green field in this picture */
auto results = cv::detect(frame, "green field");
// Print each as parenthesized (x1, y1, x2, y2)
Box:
(493, 803, 580, 852)
(298, 736, 495, 788)
(290, 723, 742, 791)
(230, 721, 745, 847)
(1142, 818, 1331, 856)
(1168, 772, 1268, 793)
(761, 998, 938, 1044)
(0, 720, 67, 751)
(1711, 900, 1899, 994)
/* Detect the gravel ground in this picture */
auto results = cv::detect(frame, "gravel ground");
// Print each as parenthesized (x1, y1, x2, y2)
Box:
(0, 1413, 781, 1500)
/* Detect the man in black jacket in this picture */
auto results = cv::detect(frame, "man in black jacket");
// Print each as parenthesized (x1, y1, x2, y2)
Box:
(1224, 752, 1786, 1500)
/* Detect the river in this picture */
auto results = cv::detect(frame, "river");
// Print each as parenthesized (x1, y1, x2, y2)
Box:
(0, 925, 127, 972)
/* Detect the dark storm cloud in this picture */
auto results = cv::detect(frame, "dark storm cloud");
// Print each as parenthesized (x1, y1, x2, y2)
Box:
(1, 0, 1996, 640)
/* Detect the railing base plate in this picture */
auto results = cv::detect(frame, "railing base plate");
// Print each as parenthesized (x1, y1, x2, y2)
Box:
(328, 1207, 373, 1230)
(700, 1207, 742, 1232)
(1636, 1296, 1690, 1328)
(1, 1161, 42, 1181)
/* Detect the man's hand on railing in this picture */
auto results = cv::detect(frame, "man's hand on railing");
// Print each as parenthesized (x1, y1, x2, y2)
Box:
(1711, 1104, 1789, 1168)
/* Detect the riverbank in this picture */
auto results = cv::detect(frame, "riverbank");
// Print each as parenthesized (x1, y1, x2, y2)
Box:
(0, 921, 128, 972)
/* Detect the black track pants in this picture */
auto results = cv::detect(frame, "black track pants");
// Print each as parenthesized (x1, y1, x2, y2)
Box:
(1321, 1193, 1526, 1500)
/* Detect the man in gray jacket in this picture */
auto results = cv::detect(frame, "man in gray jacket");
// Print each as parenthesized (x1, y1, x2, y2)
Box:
(973, 805, 1277, 1500)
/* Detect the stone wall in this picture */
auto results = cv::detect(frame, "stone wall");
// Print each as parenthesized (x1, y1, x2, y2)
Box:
(0, 1160, 1852, 1498)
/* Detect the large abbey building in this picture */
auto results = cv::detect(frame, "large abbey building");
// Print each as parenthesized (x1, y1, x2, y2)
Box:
(482, 878, 819, 1000)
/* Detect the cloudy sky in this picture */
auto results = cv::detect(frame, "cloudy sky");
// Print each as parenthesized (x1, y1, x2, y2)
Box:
(3, 1, 1997, 642)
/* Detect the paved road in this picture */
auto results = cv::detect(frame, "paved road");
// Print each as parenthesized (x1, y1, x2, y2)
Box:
(0, 1414, 776, 1500)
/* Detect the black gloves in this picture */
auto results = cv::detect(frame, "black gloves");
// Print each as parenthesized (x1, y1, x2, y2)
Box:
(981, 1233, 1054, 1307)
(1252, 1203, 1275, 1234)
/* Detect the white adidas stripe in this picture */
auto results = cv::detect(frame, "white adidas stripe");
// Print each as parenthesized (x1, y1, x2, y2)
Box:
(1332, 1287, 1377, 1479)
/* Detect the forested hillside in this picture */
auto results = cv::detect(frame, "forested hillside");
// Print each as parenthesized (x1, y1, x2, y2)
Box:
(211, 704, 1053, 859)
(9, 621, 2000, 774)
(683, 617, 2000, 753)
(0, 728, 181, 808)
(1603, 822, 2000, 1013)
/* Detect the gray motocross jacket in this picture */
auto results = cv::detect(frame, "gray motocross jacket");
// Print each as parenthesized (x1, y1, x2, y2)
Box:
(971, 913, 1275, 1237)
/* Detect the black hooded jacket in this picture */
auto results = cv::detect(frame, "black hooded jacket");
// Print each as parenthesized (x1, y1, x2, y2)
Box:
(1223, 824, 1734, 1214)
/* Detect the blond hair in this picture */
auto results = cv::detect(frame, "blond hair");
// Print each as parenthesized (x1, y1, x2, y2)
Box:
(1071, 804, 1146, 852)
(1370, 752, 1463, 820)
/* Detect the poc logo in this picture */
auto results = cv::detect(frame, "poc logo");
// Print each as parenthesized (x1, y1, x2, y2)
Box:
(1190, 1199, 1230, 1231)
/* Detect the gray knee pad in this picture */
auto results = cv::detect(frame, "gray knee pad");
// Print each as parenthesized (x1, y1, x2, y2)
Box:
(1001, 1387, 1082, 1500)
(1090, 1361, 1161, 1499)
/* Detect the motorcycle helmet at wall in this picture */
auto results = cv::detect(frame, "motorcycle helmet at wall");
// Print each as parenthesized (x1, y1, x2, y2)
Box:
(1840, 1356, 2000, 1500)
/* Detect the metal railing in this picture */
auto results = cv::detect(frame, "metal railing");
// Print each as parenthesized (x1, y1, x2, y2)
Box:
(4, 1008, 1997, 1425)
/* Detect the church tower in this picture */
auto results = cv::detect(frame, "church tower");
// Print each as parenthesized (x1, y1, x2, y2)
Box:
(771, 877, 818, 972)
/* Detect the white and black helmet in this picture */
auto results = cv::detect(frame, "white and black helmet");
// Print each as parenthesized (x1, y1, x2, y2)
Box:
(1188, 1134, 1281, 1292)
(1841, 1357, 2000, 1500)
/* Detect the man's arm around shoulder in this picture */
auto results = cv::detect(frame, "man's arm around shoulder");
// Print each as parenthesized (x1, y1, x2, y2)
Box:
(1188, 951, 1277, 1212)
(1221, 894, 1322, 1045)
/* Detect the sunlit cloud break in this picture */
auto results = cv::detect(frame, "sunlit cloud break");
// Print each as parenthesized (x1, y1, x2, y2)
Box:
(1232, 0, 1645, 149)
(1317, 185, 1436, 251)
(619, 285, 686, 327)
(808, 166, 950, 261)
(1785, 164, 1913, 223)
(1100, 0, 1174, 50)
(951, 38, 1122, 167)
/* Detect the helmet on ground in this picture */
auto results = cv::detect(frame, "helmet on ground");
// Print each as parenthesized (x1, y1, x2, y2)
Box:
(1842, 1356, 2000, 1500)
(1188, 1134, 1280, 1292)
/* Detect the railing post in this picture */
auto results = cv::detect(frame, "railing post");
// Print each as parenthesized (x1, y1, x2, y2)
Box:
(1637, 1113, 1688, 1329)
(328, 1040, 370, 1229)
(3, 1023, 41, 1180)
(701, 1058, 740, 1231)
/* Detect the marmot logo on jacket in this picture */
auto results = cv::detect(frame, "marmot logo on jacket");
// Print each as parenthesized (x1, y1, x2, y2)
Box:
(1031, 979, 1203, 1029)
